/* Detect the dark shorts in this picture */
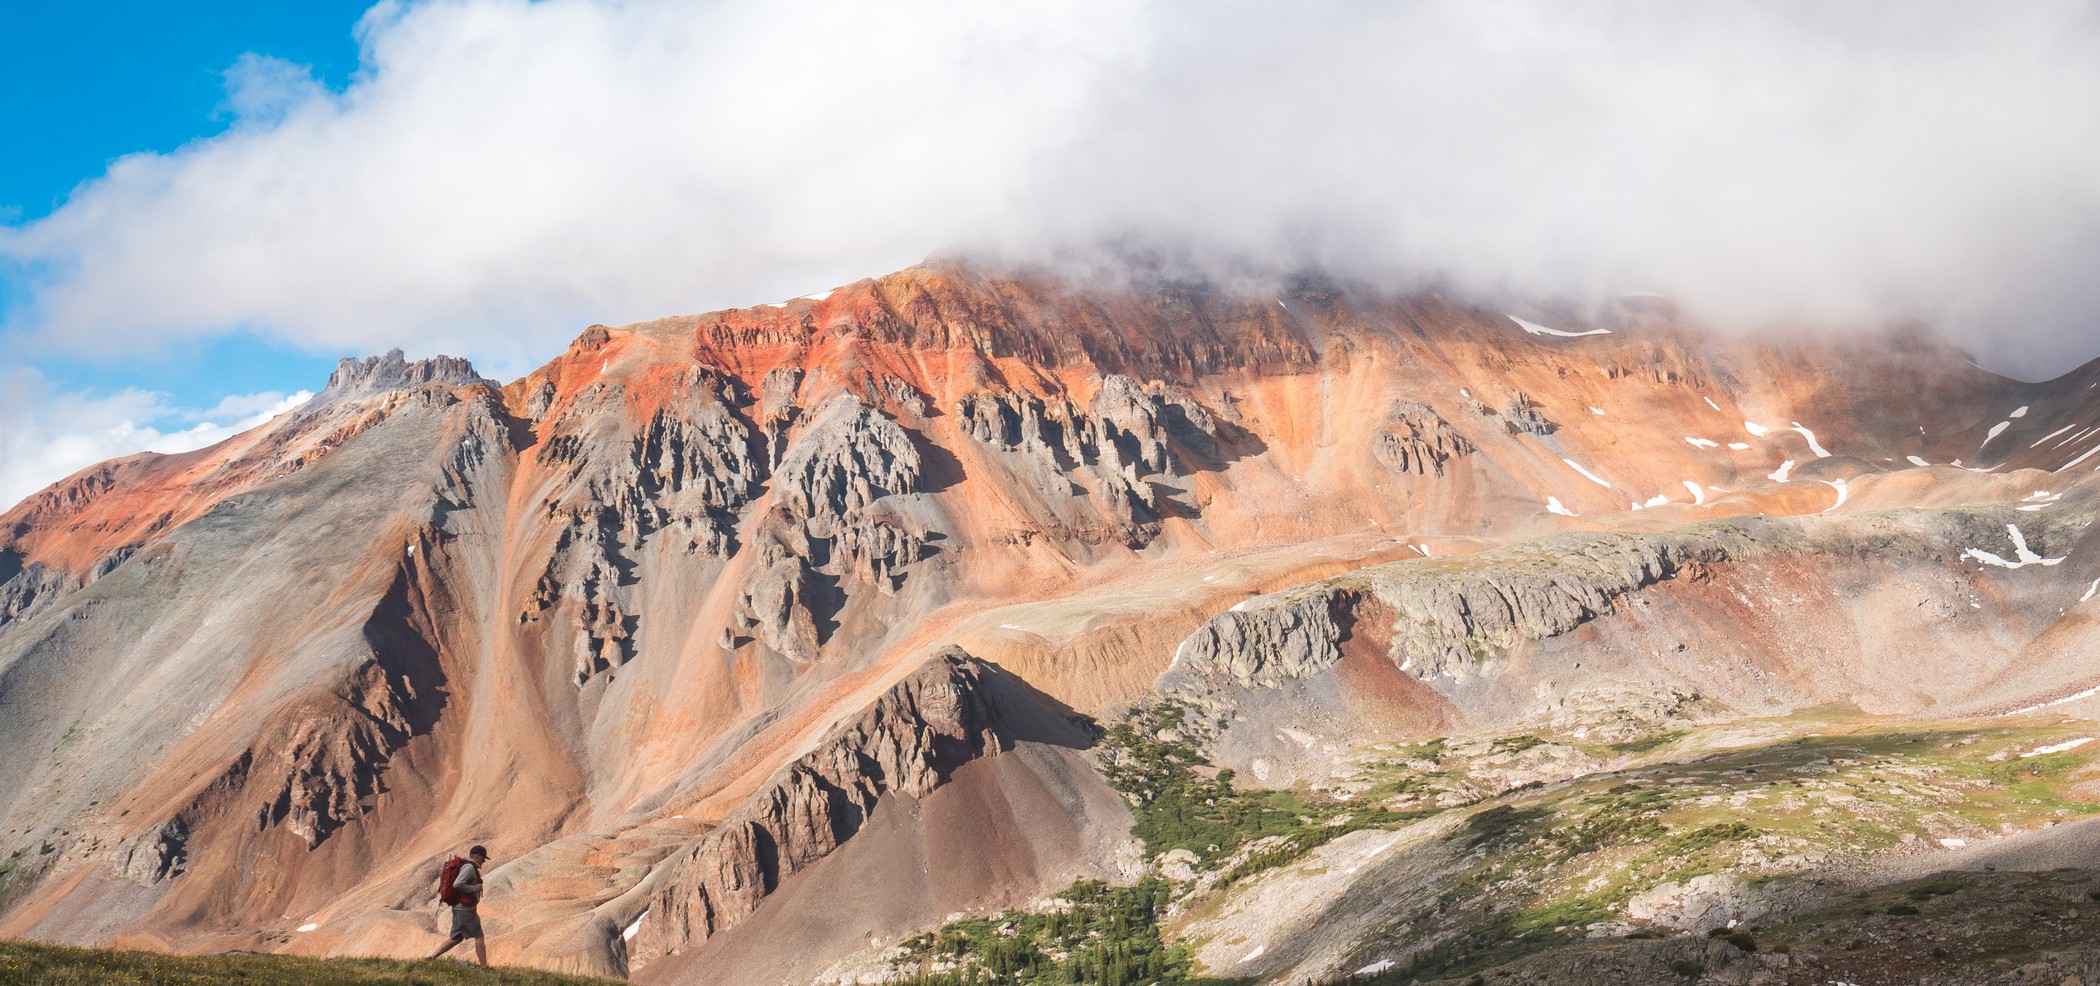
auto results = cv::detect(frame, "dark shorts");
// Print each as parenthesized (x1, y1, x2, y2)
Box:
(449, 905, 483, 941)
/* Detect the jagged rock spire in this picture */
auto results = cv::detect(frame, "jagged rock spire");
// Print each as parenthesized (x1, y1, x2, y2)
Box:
(321, 348, 488, 398)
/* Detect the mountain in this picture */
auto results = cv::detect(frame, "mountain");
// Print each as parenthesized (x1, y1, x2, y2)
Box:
(4, 260, 2100, 984)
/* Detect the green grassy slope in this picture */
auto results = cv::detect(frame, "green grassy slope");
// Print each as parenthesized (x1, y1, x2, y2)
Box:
(0, 939, 623, 986)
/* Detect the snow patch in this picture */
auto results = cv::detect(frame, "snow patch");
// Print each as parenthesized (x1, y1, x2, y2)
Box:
(1590, 406, 1606, 416)
(2084, 578, 2100, 603)
(1962, 524, 2066, 569)
(1683, 480, 1706, 505)
(1639, 493, 1670, 508)
(1560, 457, 1612, 488)
(1410, 544, 1432, 557)
(2059, 443, 2100, 471)
(1768, 460, 1796, 483)
(2022, 738, 2093, 758)
(1684, 437, 1719, 449)
(1546, 497, 1577, 517)
(1357, 960, 1397, 976)
(1791, 422, 1831, 457)
(1744, 421, 1770, 437)
(1982, 420, 2011, 447)
(297, 923, 319, 933)
(2033, 423, 2078, 447)
(1241, 944, 1267, 963)
(2012, 406, 2031, 418)
(1906, 455, 1931, 467)
(1938, 838, 1967, 849)
(624, 911, 648, 941)
(1820, 478, 1849, 512)
(2003, 684, 2100, 717)
(1508, 315, 1611, 338)
(1704, 396, 1722, 412)
(1727, 442, 1750, 450)
(998, 623, 1028, 631)
(800, 290, 834, 302)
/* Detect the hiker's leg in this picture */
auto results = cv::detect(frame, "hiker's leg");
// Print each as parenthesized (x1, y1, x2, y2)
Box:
(428, 937, 458, 960)
(473, 937, 488, 966)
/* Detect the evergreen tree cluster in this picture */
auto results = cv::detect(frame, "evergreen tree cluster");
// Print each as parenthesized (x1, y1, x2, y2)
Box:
(896, 879, 1203, 986)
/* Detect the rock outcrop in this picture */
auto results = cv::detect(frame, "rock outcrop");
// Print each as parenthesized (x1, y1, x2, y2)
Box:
(1501, 393, 1557, 436)
(1373, 402, 1477, 477)
(955, 374, 1224, 545)
(1166, 506, 2086, 693)
(771, 394, 921, 525)
(528, 368, 762, 682)
(1163, 592, 1358, 693)
(0, 555, 71, 630)
(320, 348, 488, 399)
(628, 649, 1006, 968)
(730, 394, 929, 660)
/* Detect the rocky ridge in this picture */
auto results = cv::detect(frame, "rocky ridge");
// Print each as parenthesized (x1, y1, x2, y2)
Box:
(1165, 504, 2087, 708)
(322, 348, 489, 398)
(625, 649, 1007, 972)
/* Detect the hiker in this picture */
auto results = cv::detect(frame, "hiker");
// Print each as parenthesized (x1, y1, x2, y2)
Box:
(426, 845, 492, 965)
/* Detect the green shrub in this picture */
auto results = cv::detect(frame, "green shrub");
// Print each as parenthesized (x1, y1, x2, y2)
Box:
(1658, 821, 1758, 856)
(1608, 732, 1685, 755)
(1704, 928, 1757, 952)
(1490, 735, 1548, 755)
(1464, 805, 1550, 849)
(1101, 703, 1418, 871)
(895, 879, 1221, 986)
(1908, 879, 1963, 900)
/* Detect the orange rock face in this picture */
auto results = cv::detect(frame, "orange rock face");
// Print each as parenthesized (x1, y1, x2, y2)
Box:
(2, 261, 2097, 981)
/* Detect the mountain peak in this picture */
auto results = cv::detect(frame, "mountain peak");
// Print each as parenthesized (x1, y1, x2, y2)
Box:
(321, 347, 487, 398)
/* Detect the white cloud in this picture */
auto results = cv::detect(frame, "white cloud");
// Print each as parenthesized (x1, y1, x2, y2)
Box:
(4, 1, 2100, 379)
(0, 368, 310, 511)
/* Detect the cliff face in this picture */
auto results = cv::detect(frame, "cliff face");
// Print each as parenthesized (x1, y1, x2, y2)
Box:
(2, 260, 2099, 982)
(1172, 506, 2080, 691)
(627, 650, 1003, 971)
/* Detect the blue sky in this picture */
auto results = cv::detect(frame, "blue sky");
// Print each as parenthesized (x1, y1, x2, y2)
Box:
(1, 3, 369, 226)
(1, 2, 376, 507)
(1, 2, 372, 404)
(2, 2, 2097, 509)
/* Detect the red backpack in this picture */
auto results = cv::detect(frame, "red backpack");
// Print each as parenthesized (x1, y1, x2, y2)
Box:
(438, 856, 475, 906)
